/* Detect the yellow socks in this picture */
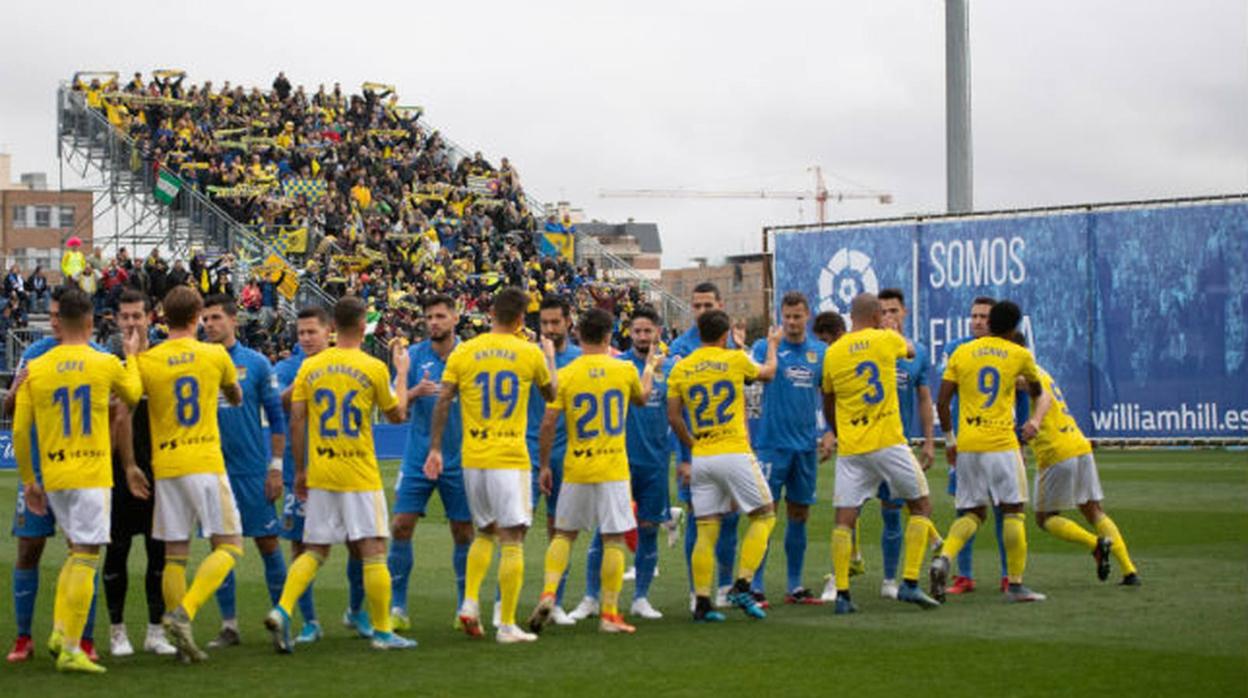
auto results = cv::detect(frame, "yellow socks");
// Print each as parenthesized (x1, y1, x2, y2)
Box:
(902, 516, 932, 582)
(279, 551, 324, 615)
(181, 544, 242, 620)
(850, 518, 861, 561)
(939, 513, 983, 560)
(162, 554, 189, 613)
(1094, 515, 1137, 575)
(53, 558, 73, 633)
(463, 534, 496, 605)
(601, 541, 627, 617)
(1003, 513, 1027, 584)
(62, 552, 99, 647)
(924, 517, 943, 548)
(737, 512, 776, 580)
(543, 535, 573, 596)
(692, 519, 721, 596)
(832, 525, 853, 592)
(497, 543, 524, 626)
(1043, 515, 1098, 550)
(363, 556, 392, 634)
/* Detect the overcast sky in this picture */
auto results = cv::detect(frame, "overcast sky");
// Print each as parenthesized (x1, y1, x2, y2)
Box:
(1, 0, 1244, 266)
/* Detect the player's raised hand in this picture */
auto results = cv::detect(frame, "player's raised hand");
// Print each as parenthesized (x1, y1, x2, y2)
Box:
(125, 464, 151, 500)
(767, 324, 783, 345)
(423, 450, 444, 481)
(413, 369, 439, 397)
(647, 346, 666, 370)
(539, 465, 554, 496)
(123, 325, 145, 356)
(391, 338, 411, 377)
(540, 336, 556, 360)
(24, 482, 47, 516)
(731, 320, 747, 348)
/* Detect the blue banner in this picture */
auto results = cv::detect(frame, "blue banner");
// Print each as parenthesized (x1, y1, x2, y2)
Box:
(771, 198, 1248, 439)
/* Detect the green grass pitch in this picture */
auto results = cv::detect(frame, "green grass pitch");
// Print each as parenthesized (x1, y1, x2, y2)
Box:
(0, 449, 1244, 696)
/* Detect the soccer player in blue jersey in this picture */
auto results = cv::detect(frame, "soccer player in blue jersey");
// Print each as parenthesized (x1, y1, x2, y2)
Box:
(875, 288, 937, 599)
(574, 306, 675, 620)
(748, 292, 831, 606)
(529, 297, 583, 626)
(5, 287, 104, 663)
(201, 295, 288, 648)
(667, 282, 742, 610)
(940, 296, 1008, 595)
(387, 294, 473, 631)
(274, 306, 341, 643)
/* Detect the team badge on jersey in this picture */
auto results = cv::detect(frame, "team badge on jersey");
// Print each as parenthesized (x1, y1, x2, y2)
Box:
(806, 351, 818, 363)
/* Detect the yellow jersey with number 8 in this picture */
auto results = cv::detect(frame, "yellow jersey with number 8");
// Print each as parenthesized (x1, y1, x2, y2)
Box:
(821, 328, 908, 456)
(667, 346, 757, 457)
(942, 335, 1041, 453)
(138, 337, 238, 480)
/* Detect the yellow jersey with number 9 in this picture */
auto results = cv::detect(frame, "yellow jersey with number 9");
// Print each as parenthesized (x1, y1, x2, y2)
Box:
(552, 354, 644, 483)
(1028, 366, 1091, 468)
(443, 332, 552, 470)
(137, 337, 238, 480)
(667, 346, 757, 457)
(943, 335, 1041, 453)
(291, 347, 397, 491)
(821, 328, 908, 455)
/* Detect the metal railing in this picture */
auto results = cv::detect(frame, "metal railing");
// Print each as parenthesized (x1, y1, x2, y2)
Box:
(57, 86, 336, 314)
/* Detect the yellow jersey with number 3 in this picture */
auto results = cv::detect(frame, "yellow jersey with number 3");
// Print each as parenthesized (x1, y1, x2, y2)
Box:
(553, 354, 644, 483)
(1028, 366, 1091, 468)
(14, 344, 143, 491)
(291, 347, 397, 491)
(943, 335, 1041, 453)
(667, 346, 757, 457)
(821, 328, 908, 455)
(138, 337, 238, 480)
(443, 332, 552, 470)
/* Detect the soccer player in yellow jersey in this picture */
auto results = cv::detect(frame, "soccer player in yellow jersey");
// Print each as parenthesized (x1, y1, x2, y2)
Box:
(265, 296, 414, 653)
(13, 287, 143, 673)
(667, 309, 780, 622)
(527, 308, 659, 635)
(133, 286, 243, 662)
(425, 287, 556, 644)
(931, 300, 1053, 603)
(822, 294, 941, 614)
(1008, 335, 1140, 586)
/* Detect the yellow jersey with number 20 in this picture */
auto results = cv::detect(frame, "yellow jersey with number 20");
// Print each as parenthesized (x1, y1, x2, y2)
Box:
(821, 328, 908, 456)
(667, 346, 758, 457)
(138, 337, 238, 480)
(943, 335, 1041, 453)
(553, 354, 644, 483)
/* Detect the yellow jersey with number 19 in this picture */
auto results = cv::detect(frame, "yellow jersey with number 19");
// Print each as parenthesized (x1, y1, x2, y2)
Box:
(138, 337, 238, 480)
(821, 328, 908, 456)
(667, 346, 757, 457)
(13, 344, 143, 491)
(291, 347, 397, 492)
(943, 335, 1041, 453)
(1028, 366, 1092, 468)
(552, 354, 644, 483)
(443, 332, 552, 470)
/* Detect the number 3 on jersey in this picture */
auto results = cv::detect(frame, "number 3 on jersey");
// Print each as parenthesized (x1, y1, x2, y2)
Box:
(689, 380, 735, 429)
(856, 361, 884, 404)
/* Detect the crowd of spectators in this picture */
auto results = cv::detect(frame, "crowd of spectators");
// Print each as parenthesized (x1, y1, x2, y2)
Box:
(46, 72, 670, 365)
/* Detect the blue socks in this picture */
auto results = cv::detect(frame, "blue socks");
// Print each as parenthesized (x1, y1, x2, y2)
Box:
(215, 571, 238, 621)
(751, 546, 769, 594)
(84, 575, 98, 640)
(13, 567, 37, 637)
(683, 510, 697, 590)
(262, 549, 286, 606)
(993, 505, 1007, 577)
(717, 513, 738, 588)
(453, 541, 469, 608)
(347, 556, 364, 614)
(585, 533, 603, 601)
(881, 506, 903, 581)
(297, 585, 317, 624)
(634, 526, 659, 601)
(388, 539, 414, 613)
(784, 518, 808, 593)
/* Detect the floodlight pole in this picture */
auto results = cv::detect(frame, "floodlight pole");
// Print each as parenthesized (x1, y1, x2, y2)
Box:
(946, 0, 973, 213)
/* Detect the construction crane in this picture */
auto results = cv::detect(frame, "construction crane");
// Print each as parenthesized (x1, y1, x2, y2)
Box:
(599, 166, 892, 226)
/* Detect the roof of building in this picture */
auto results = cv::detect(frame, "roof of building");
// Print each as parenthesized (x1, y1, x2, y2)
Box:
(577, 221, 662, 254)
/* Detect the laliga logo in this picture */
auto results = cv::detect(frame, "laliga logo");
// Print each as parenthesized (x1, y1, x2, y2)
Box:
(818, 248, 878, 313)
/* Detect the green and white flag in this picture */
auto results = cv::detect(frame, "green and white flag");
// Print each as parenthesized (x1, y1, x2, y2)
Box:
(154, 168, 182, 205)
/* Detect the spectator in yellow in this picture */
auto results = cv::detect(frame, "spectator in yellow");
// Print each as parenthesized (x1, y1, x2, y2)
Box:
(351, 178, 372, 209)
(60, 237, 87, 285)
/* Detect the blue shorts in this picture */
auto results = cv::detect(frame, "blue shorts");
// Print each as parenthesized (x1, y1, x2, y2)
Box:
(11, 483, 56, 538)
(530, 462, 564, 517)
(395, 467, 471, 522)
(876, 481, 906, 507)
(756, 448, 818, 506)
(228, 474, 280, 538)
(630, 464, 670, 524)
(280, 489, 305, 542)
